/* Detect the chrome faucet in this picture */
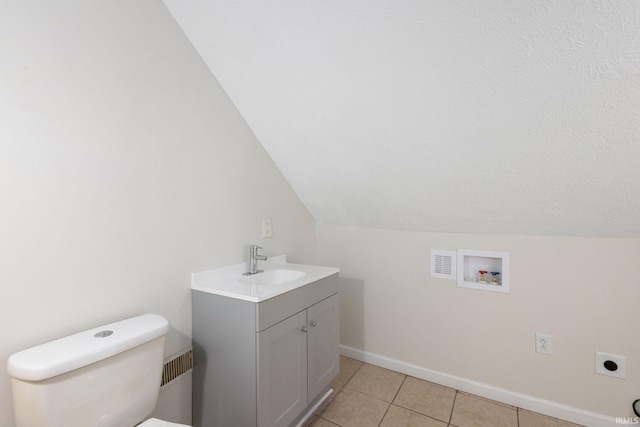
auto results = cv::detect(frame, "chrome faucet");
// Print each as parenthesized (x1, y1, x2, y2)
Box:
(244, 245, 267, 275)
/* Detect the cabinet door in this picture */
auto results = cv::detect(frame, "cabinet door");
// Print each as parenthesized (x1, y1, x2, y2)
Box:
(307, 294, 340, 400)
(257, 310, 308, 427)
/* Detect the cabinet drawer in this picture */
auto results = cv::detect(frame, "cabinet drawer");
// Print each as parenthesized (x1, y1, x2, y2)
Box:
(255, 273, 338, 332)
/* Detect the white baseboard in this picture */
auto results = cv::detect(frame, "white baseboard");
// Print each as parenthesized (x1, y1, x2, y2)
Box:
(340, 345, 616, 427)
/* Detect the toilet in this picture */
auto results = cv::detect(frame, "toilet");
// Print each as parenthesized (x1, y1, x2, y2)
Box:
(7, 313, 190, 427)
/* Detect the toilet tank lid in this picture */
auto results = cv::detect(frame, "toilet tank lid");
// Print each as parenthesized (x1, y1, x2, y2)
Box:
(7, 313, 169, 382)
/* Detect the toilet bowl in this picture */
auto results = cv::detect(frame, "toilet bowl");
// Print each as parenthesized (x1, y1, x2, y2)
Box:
(7, 314, 191, 427)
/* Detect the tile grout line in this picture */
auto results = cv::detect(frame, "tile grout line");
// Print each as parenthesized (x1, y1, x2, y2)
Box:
(314, 359, 366, 427)
(376, 374, 409, 427)
(448, 390, 459, 426)
(332, 359, 365, 407)
(392, 401, 456, 426)
(341, 363, 403, 406)
(389, 373, 407, 403)
(376, 404, 391, 427)
(388, 374, 454, 426)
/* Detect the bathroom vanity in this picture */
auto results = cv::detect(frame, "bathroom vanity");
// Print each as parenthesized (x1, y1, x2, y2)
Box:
(191, 257, 339, 427)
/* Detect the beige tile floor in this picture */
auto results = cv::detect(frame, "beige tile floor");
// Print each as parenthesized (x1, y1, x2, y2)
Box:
(304, 356, 584, 427)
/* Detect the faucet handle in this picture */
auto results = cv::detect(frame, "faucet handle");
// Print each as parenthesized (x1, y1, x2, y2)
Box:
(250, 245, 264, 259)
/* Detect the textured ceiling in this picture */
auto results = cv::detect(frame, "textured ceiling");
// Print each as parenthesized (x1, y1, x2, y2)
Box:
(163, 0, 640, 237)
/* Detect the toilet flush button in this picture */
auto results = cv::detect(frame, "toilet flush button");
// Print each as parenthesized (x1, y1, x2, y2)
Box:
(94, 330, 113, 338)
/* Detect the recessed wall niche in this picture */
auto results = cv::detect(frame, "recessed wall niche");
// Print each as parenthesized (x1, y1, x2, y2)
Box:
(456, 249, 510, 294)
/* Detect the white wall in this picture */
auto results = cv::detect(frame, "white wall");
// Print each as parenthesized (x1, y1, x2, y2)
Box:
(317, 224, 639, 424)
(0, 2, 316, 426)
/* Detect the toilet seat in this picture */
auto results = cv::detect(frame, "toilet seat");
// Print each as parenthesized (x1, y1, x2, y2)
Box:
(138, 418, 191, 427)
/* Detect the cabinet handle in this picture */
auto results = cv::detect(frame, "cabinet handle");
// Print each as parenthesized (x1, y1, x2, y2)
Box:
(301, 326, 308, 333)
(310, 321, 317, 327)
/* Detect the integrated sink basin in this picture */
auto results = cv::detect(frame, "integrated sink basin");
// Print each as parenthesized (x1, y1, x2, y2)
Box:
(191, 255, 339, 302)
(241, 269, 305, 285)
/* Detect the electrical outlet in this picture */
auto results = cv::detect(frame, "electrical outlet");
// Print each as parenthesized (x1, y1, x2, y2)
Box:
(262, 218, 273, 238)
(595, 352, 626, 379)
(535, 333, 552, 355)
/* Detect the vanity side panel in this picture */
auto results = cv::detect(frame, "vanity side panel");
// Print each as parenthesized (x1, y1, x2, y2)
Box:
(256, 274, 339, 332)
(192, 290, 257, 427)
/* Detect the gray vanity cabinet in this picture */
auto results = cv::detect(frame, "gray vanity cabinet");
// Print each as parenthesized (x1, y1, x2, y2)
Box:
(258, 293, 339, 427)
(192, 273, 339, 427)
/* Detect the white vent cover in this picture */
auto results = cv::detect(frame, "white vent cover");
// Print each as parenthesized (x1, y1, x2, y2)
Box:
(431, 250, 457, 280)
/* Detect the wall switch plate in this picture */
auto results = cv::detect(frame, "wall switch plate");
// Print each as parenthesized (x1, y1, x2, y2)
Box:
(262, 218, 273, 238)
(535, 333, 552, 355)
(595, 352, 626, 379)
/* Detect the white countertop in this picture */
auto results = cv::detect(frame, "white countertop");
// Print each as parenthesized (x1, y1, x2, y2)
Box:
(191, 255, 339, 302)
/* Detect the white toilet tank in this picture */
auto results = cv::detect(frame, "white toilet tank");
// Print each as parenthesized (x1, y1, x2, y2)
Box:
(7, 314, 169, 427)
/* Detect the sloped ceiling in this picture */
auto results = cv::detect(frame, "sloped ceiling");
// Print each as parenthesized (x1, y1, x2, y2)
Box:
(163, 0, 640, 237)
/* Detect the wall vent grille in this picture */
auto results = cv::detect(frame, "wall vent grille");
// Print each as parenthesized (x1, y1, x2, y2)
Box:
(161, 347, 193, 389)
(430, 250, 457, 280)
(435, 254, 452, 275)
